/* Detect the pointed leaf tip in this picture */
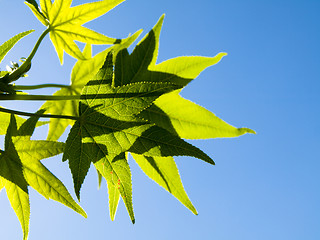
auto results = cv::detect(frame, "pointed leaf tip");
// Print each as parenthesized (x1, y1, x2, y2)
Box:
(241, 128, 256, 134)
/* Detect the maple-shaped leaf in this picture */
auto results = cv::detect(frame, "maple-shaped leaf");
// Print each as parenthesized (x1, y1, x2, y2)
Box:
(62, 15, 222, 221)
(0, 113, 86, 240)
(63, 51, 213, 182)
(41, 30, 142, 141)
(138, 90, 256, 139)
(25, 0, 125, 64)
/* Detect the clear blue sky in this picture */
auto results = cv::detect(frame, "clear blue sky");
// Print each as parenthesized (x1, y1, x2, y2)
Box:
(1, 0, 320, 239)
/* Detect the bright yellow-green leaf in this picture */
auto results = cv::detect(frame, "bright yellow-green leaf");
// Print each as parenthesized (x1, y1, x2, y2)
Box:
(5, 179, 30, 240)
(0, 30, 34, 64)
(107, 179, 121, 221)
(131, 153, 198, 215)
(25, 1, 48, 26)
(42, 87, 79, 141)
(40, 0, 52, 19)
(94, 153, 134, 223)
(0, 177, 4, 191)
(139, 90, 256, 139)
(0, 114, 86, 239)
(0, 110, 47, 135)
(27, 0, 125, 64)
(113, 15, 226, 88)
(150, 53, 227, 80)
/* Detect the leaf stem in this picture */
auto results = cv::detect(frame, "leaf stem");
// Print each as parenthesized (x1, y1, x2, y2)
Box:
(0, 106, 79, 120)
(7, 28, 50, 82)
(14, 84, 71, 90)
(0, 94, 80, 101)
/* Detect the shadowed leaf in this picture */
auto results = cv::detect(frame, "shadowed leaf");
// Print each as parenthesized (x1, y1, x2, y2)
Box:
(139, 90, 256, 139)
(0, 113, 86, 240)
(42, 31, 142, 141)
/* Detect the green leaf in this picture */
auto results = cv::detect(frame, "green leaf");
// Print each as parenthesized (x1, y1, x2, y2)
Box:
(0, 116, 30, 240)
(63, 121, 135, 221)
(0, 114, 86, 239)
(107, 178, 121, 221)
(131, 153, 197, 215)
(0, 110, 48, 135)
(96, 168, 103, 189)
(139, 90, 256, 139)
(26, 0, 125, 64)
(62, 15, 255, 223)
(63, 50, 212, 220)
(95, 153, 134, 223)
(113, 15, 226, 88)
(5, 179, 30, 240)
(0, 177, 4, 191)
(0, 71, 9, 78)
(0, 30, 34, 64)
(25, 0, 48, 26)
(61, 121, 92, 200)
(42, 31, 142, 141)
(39, 0, 52, 19)
(42, 87, 79, 141)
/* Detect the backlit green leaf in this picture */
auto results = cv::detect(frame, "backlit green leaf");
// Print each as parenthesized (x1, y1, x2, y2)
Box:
(113, 15, 226, 88)
(139, 90, 256, 139)
(25, 0, 48, 26)
(63, 46, 213, 220)
(26, 0, 125, 64)
(5, 179, 30, 240)
(95, 153, 134, 223)
(61, 15, 254, 223)
(42, 30, 142, 141)
(0, 30, 34, 64)
(0, 110, 48, 135)
(131, 153, 197, 215)
(0, 114, 86, 239)
(107, 178, 121, 221)
(0, 71, 9, 78)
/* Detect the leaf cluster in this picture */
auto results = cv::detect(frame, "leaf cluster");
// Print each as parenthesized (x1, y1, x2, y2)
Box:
(0, 0, 255, 239)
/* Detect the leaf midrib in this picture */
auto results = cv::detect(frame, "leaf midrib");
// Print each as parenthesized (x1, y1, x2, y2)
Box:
(83, 83, 176, 117)
(141, 106, 238, 133)
(83, 119, 209, 161)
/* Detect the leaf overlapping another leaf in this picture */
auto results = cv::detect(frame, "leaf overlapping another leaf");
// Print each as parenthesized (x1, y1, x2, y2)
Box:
(113, 15, 227, 88)
(63, 15, 226, 222)
(139, 90, 256, 139)
(0, 0, 256, 237)
(42, 30, 142, 141)
(0, 113, 86, 240)
(0, 111, 48, 135)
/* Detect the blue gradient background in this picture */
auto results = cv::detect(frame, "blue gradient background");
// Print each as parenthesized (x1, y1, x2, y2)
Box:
(0, 0, 319, 239)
